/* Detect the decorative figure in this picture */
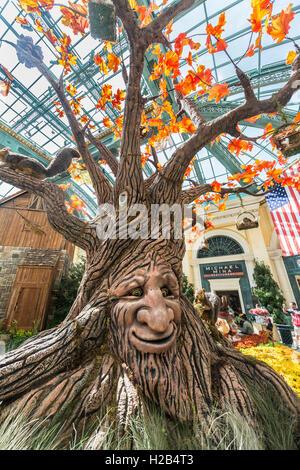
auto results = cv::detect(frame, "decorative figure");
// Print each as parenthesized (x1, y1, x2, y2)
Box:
(0, 1, 299, 448)
(109, 253, 181, 355)
(273, 125, 300, 157)
(0, 147, 79, 179)
(194, 288, 220, 325)
(236, 213, 259, 230)
(199, 238, 210, 250)
(88, 0, 116, 42)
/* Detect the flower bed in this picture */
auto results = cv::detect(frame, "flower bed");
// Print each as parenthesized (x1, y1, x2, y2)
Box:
(240, 344, 300, 397)
(233, 331, 270, 349)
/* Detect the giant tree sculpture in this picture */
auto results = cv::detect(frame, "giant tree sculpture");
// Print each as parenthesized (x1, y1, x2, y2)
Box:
(0, 0, 299, 446)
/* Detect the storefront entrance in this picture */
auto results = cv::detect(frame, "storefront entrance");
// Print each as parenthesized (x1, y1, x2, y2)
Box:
(216, 290, 242, 315)
(199, 260, 254, 314)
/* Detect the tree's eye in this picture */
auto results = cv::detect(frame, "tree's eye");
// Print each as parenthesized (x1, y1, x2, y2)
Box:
(129, 287, 143, 297)
(161, 287, 170, 297)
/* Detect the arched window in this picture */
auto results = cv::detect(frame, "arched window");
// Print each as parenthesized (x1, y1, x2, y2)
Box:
(197, 235, 244, 258)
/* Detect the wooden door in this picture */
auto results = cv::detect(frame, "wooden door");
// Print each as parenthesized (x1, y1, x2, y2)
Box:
(4, 265, 55, 331)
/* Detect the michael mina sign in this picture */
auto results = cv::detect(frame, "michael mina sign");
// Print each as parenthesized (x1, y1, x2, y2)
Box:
(203, 264, 244, 278)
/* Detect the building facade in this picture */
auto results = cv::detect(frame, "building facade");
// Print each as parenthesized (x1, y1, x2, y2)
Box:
(183, 195, 300, 313)
(0, 191, 75, 330)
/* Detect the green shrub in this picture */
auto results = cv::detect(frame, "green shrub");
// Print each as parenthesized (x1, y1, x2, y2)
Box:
(253, 260, 285, 324)
(182, 273, 195, 303)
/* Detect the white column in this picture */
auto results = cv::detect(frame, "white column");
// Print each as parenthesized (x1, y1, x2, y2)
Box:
(192, 262, 202, 291)
(182, 251, 192, 280)
(244, 256, 256, 287)
(269, 250, 294, 303)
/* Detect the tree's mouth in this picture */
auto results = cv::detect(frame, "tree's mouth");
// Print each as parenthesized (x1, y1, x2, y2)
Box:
(129, 324, 176, 353)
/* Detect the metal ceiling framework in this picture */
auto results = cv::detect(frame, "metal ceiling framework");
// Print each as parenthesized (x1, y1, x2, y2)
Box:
(0, 0, 299, 217)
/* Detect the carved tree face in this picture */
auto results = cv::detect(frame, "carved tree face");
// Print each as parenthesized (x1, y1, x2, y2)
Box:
(109, 255, 181, 355)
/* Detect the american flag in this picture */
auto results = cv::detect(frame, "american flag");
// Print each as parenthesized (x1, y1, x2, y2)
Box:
(265, 160, 300, 257)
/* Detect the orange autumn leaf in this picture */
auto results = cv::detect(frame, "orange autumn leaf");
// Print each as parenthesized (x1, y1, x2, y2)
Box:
(60, 1, 88, 36)
(152, 44, 161, 56)
(0, 64, 14, 81)
(39, 0, 54, 9)
(112, 88, 125, 110)
(94, 53, 108, 75)
(16, 16, 29, 26)
(19, 0, 54, 13)
(164, 50, 180, 76)
(211, 181, 223, 193)
(228, 139, 253, 156)
(294, 112, 300, 123)
(267, 3, 295, 44)
(248, 0, 273, 33)
(218, 201, 227, 211)
(59, 183, 72, 191)
(66, 82, 77, 96)
(245, 115, 261, 123)
(206, 12, 228, 54)
(103, 117, 113, 128)
(165, 20, 173, 36)
(0, 80, 11, 96)
(66, 195, 86, 215)
(174, 32, 200, 57)
(128, 0, 138, 9)
(264, 123, 274, 136)
(136, 1, 158, 28)
(286, 50, 297, 65)
(207, 83, 230, 103)
(206, 12, 226, 39)
(245, 45, 255, 57)
(35, 19, 57, 45)
(107, 53, 120, 73)
(185, 51, 193, 67)
(177, 116, 196, 134)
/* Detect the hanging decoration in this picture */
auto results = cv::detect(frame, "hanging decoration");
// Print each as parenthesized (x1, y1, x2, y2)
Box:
(236, 194, 259, 231)
(272, 124, 300, 158)
(16, 35, 44, 68)
(88, 0, 116, 42)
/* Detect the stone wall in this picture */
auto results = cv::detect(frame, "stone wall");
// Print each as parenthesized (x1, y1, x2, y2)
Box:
(0, 246, 72, 320)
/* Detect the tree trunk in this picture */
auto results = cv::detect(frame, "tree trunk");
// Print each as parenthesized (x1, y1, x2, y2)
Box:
(0, 234, 299, 447)
(0, 0, 300, 447)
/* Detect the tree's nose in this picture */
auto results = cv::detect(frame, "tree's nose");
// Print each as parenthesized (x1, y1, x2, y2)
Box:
(136, 290, 174, 333)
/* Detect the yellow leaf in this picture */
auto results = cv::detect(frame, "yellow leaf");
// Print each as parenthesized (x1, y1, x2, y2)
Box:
(286, 50, 297, 65)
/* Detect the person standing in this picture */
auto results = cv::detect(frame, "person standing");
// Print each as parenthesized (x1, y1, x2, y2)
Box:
(282, 303, 293, 327)
(289, 304, 300, 351)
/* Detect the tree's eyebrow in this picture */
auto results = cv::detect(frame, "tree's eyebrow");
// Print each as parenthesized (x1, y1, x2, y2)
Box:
(114, 273, 148, 292)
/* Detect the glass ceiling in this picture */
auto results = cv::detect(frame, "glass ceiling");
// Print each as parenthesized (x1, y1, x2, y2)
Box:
(0, 0, 299, 216)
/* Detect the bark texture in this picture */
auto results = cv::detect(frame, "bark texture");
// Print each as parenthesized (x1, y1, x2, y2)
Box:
(0, 246, 299, 446)
(0, 0, 299, 448)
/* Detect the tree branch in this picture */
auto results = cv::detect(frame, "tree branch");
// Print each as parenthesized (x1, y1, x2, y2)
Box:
(175, 88, 206, 127)
(34, 61, 112, 206)
(235, 67, 257, 103)
(87, 129, 119, 177)
(111, 0, 140, 44)
(155, 53, 300, 199)
(180, 181, 273, 205)
(180, 183, 212, 205)
(0, 168, 97, 251)
(144, 0, 196, 41)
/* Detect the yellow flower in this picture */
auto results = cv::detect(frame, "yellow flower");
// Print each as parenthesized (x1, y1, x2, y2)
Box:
(241, 345, 300, 397)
